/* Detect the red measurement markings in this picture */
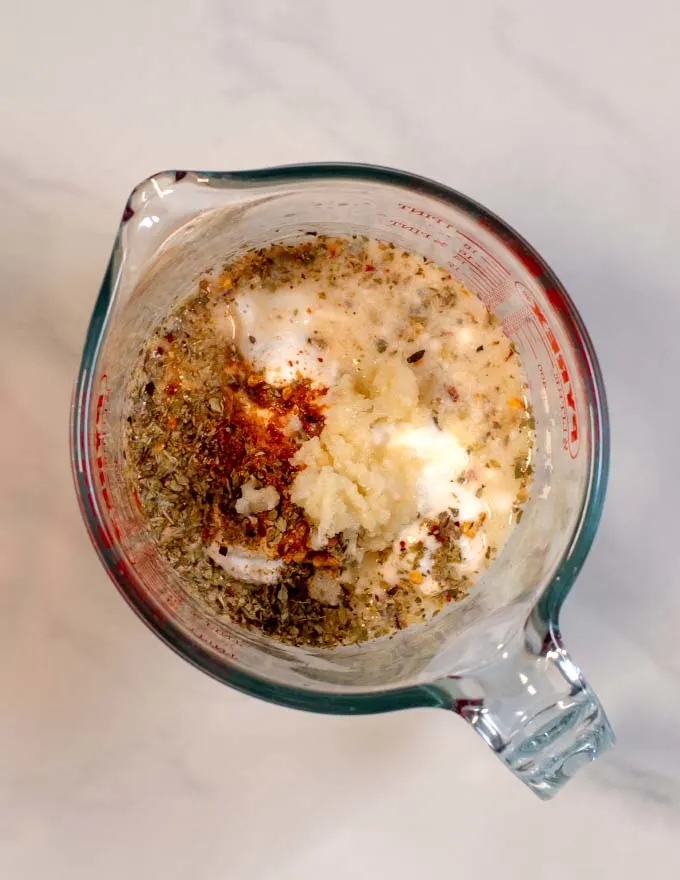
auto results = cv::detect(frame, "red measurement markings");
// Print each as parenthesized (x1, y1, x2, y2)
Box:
(388, 219, 439, 240)
(393, 206, 582, 443)
(395, 203, 512, 304)
(502, 306, 533, 339)
(528, 301, 580, 459)
(94, 381, 112, 512)
(456, 231, 509, 280)
(156, 585, 182, 613)
(504, 278, 580, 457)
(518, 324, 538, 361)
(91, 378, 115, 552)
(477, 214, 547, 282)
(92, 376, 132, 549)
(76, 383, 89, 468)
(525, 320, 570, 452)
(392, 206, 507, 303)
(187, 624, 233, 658)
(448, 237, 511, 309)
(536, 360, 548, 397)
(397, 203, 457, 231)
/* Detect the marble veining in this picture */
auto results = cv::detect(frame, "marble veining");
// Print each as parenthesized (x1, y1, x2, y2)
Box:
(2, 0, 680, 877)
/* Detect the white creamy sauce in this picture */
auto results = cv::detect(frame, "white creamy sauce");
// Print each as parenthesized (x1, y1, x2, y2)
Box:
(206, 542, 284, 586)
(388, 422, 472, 518)
(231, 286, 340, 387)
(213, 238, 532, 604)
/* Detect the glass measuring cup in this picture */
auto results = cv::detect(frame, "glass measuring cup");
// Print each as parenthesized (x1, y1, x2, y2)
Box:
(71, 163, 613, 799)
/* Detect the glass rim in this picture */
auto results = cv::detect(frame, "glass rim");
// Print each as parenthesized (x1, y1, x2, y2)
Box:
(71, 161, 610, 714)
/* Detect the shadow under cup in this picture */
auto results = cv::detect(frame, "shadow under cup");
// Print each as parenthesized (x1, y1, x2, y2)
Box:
(72, 166, 608, 716)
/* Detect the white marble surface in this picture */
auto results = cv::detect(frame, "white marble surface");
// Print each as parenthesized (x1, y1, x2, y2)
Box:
(2, 0, 680, 876)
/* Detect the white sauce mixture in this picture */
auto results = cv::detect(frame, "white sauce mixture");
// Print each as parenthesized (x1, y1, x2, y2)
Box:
(213, 238, 533, 607)
(127, 236, 534, 646)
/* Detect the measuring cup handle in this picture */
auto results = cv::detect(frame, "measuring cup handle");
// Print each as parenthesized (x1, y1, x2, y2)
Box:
(452, 610, 614, 799)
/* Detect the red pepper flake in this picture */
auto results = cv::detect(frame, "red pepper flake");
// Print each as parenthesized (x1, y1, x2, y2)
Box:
(399, 541, 407, 552)
(164, 332, 174, 343)
(446, 385, 459, 402)
(365, 264, 375, 272)
(288, 360, 293, 367)
(166, 382, 179, 396)
(317, 357, 324, 363)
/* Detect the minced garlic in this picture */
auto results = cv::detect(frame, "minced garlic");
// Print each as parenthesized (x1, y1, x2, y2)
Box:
(235, 479, 280, 515)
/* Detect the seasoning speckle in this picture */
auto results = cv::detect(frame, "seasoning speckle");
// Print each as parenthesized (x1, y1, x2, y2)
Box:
(124, 236, 534, 649)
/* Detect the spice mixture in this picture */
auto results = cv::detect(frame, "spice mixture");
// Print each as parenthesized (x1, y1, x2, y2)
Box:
(124, 236, 534, 648)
